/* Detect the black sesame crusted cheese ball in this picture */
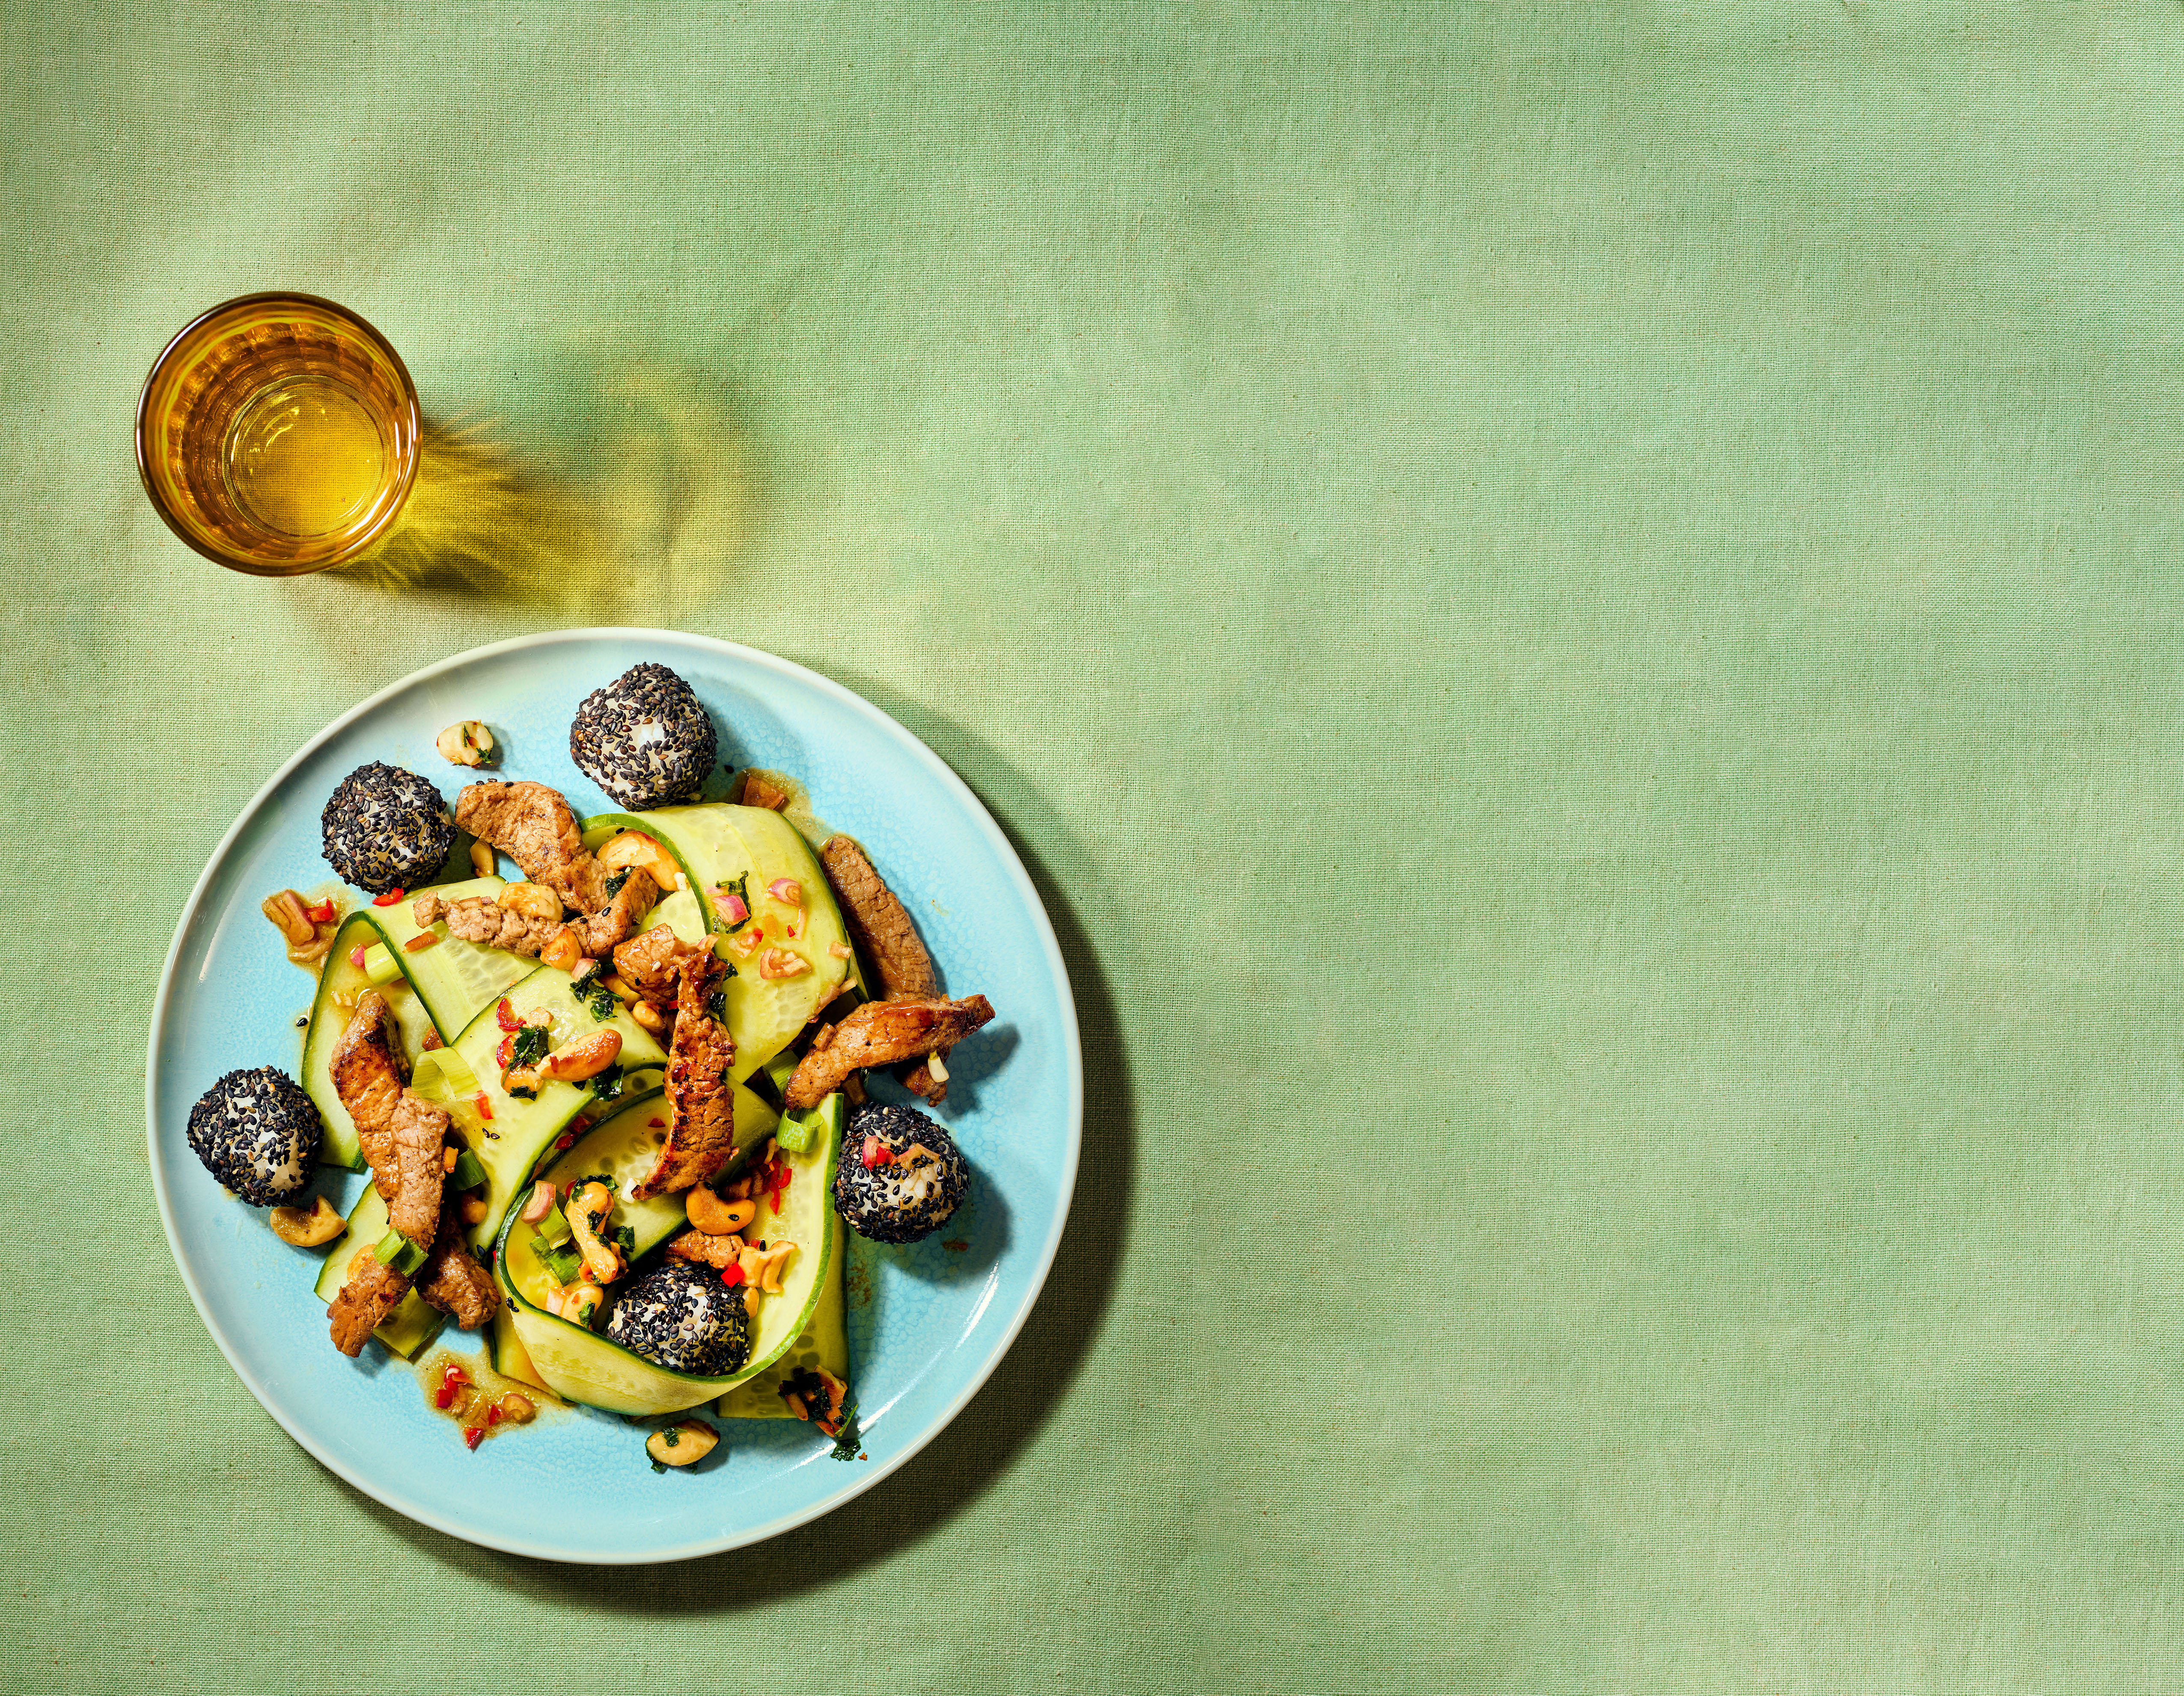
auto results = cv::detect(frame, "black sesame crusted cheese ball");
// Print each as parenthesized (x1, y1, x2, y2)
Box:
(186, 1067, 323, 1204)
(834, 1102, 969, 1245)
(568, 663, 717, 811)
(320, 762, 455, 894)
(605, 1260, 752, 1377)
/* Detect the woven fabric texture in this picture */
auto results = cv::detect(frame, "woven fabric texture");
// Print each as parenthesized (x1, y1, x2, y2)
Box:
(8, 2, 2182, 1690)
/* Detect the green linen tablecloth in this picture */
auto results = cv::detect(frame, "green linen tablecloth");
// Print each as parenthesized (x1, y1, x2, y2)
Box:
(11, 2, 2184, 1689)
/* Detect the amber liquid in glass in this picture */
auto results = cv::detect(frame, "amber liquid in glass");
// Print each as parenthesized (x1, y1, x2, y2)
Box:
(138, 296, 419, 574)
(222, 375, 389, 538)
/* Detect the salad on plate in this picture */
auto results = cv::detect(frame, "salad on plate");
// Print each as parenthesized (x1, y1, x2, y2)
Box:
(185, 659, 1005, 1469)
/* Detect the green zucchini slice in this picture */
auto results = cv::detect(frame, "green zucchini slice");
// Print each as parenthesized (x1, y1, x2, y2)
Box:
(301, 912, 434, 1170)
(495, 1111, 838, 1417)
(449, 964, 669, 1252)
(310, 1185, 444, 1360)
(582, 806, 863, 1072)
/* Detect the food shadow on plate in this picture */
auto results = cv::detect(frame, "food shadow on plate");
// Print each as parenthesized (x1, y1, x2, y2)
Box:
(338, 696, 1137, 1593)
(858, 1024, 1017, 1127)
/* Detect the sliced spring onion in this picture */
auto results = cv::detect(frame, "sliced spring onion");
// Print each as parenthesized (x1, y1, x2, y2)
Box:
(536, 1241, 584, 1286)
(775, 1090, 845, 1156)
(411, 1046, 482, 1105)
(535, 1203, 573, 1248)
(449, 1148, 488, 1191)
(360, 943, 404, 989)
(372, 1230, 427, 1276)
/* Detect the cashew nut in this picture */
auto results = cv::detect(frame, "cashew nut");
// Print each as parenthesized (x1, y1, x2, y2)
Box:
(565, 1181, 625, 1283)
(469, 840, 497, 879)
(685, 1185, 756, 1236)
(738, 1238, 797, 1294)
(539, 927, 583, 973)
(260, 890, 315, 947)
(498, 881, 564, 924)
(631, 1001, 667, 1034)
(538, 1029, 623, 1083)
(268, 1195, 346, 1247)
(646, 1420, 718, 1467)
(597, 831, 681, 892)
(550, 1283, 604, 1325)
(435, 720, 499, 767)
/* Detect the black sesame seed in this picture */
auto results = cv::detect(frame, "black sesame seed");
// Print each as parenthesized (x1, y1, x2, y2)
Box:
(605, 1260, 751, 1376)
(321, 762, 454, 894)
(833, 1102, 969, 1245)
(186, 1066, 324, 1205)
(569, 663, 717, 811)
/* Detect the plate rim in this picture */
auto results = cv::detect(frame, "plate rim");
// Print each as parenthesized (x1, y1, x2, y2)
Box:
(144, 626, 1085, 1564)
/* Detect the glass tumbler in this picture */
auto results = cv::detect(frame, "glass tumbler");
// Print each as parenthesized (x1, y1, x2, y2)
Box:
(136, 293, 420, 576)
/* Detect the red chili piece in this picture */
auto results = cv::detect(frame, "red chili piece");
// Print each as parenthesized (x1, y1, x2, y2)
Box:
(474, 1092, 494, 1121)
(555, 1133, 574, 1150)
(486, 1405, 503, 1427)
(435, 1364, 467, 1410)
(373, 888, 405, 907)
(720, 1262, 746, 1288)
(860, 1136, 893, 1170)
(463, 1427, 484, 1451)
(496, 998, 521, 1033)
(306, 898, 336, 924)
(496, 1035, 514, 1067)
(348, 943, 368, 970)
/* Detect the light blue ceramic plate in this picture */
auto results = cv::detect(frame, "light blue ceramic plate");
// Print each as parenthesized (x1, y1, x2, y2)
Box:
(147, 630, 1081, 1564)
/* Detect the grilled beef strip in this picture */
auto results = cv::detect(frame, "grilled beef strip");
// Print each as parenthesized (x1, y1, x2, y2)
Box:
(613, 923, 695, 1001)
(329, 1250, 412, 1359)
(631, 950, 737, 1200)
(817, 835, 937, 999)
(815, 835, 959, 1102)
(416, 1209, 500, 1329)
(454, 780, 590, 907)
(784, 995, 996, 1111)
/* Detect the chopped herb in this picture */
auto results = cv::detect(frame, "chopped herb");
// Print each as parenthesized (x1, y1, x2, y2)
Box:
(602, 867, 632, 899)
(573, 1172, 619, 1195)
(828, 1397, 862, 1461)
(591, 1063, 626, 1101)
(649, 1459, 667, 1474)
(612, 1224, 637, 1257)
(720, 873, 750, 930)
(510, 1025, 550, 1069)
(707, 987, 728, 1023)
(572, 960, 619, 1021)
(662, 1427, 680, 1447)
(507, 1084, 537, 1102)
